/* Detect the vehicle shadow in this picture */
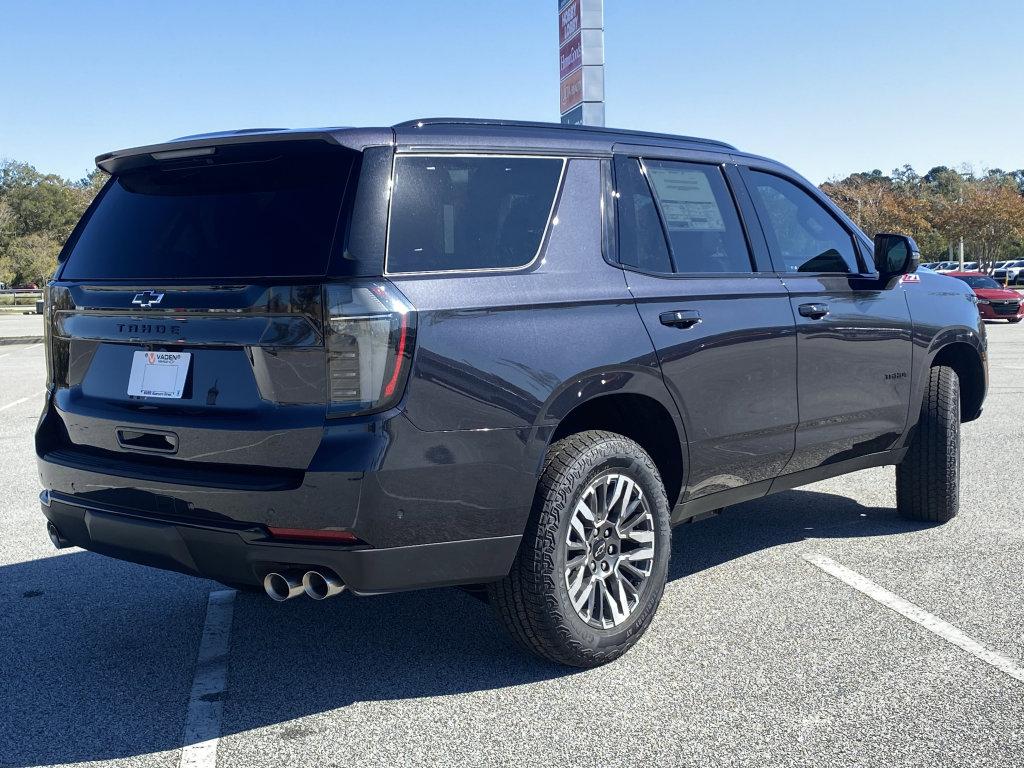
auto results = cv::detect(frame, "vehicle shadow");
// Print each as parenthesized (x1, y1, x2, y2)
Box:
(668, 484, 927, 581)
(1, 488, 929, 766)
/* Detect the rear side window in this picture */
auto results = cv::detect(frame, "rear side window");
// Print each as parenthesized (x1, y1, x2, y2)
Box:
(615, 157, 673, 273)
(745, 170, 860, 274)
(386, 155, 563, 273)
(643, 160, 753, 274)
(62, 143, 355, 280)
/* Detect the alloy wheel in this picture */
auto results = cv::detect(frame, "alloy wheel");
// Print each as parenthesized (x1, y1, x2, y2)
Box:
(564, 472, 656, 629)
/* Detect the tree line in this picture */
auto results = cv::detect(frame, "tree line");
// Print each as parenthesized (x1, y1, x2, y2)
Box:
(822, 165, 1024, 265)
(2, 157, 1023, 286)
(0, 161, 104, 286)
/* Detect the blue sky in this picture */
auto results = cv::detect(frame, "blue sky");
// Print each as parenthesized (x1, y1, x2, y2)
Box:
(2, 0, 1021, 183)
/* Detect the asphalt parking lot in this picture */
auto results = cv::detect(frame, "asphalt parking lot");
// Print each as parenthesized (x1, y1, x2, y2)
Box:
(1, 321, 1022, 768)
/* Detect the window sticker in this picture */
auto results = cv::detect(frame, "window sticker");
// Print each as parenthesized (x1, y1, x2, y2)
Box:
(647, 168, 725, 232)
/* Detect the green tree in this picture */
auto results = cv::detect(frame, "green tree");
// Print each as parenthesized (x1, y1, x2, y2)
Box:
(3, 232, 61, 285)
(0, 159, 104, 286)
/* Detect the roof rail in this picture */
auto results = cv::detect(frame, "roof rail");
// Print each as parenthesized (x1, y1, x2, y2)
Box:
(393, 117, 736, 151)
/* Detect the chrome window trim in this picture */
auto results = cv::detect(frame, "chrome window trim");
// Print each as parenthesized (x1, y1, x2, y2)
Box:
(383, 152, 569, 277)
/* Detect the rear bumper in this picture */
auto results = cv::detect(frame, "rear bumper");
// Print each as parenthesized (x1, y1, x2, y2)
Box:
(36, 397, 539, 549)
(40, 491, 521, 594)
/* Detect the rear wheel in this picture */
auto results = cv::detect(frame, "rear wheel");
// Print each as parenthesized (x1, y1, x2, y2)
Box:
(488, 430, 671, 667)
(896, 365, 960, 522)
(1008, 317, 1022, 324)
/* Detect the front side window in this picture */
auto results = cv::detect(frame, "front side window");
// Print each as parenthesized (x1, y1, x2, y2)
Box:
(746, 170, 860, 274)
(386, 155, 563, 273)
(643, 160, 753, 274)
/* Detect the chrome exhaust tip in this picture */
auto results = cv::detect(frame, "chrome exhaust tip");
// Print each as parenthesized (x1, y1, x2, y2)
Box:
(302, 570, 346, 600)
(263, 571, 304, 602)
(46, 521, 68, 549)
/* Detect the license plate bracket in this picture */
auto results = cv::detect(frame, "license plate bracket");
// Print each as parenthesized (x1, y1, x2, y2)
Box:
(127, 351, 191, 399)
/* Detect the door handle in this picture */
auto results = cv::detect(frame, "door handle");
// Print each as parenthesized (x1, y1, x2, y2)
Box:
(659, 309, 702, 329)
(798, 303, 830, 319)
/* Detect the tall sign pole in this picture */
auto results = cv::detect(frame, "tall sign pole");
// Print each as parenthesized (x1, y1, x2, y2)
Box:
(558, 0, 604, 126)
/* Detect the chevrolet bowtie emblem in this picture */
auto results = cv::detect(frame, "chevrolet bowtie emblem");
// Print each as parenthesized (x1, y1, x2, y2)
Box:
(131, 291, 165, 308)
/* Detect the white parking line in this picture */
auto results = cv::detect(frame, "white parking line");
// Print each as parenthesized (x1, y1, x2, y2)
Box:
(0, 390, 44, 412)
(180, 589, 237, 768)
(0, 343, 42, 359)
(804, 554, 1024, 684)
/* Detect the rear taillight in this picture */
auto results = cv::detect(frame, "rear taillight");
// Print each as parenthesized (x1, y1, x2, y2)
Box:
(325, 280, 416, 416)
(43, 285, 54, 388)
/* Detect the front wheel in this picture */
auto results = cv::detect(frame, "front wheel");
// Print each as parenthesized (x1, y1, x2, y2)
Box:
(488, 430, 672, 667)
(896, 365, 960, 522)
(1008, 317, 1022, 324)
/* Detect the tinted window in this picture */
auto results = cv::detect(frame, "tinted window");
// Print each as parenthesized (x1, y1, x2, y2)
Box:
(63, 144, 354, 280)
(615, 158, 672, 273)
(387, 156, 563, 273)
(747, 171, 859, 274)
(643, 160, 752, 273)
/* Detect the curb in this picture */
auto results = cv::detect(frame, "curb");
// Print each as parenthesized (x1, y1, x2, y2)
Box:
(0, 336, 44, 346)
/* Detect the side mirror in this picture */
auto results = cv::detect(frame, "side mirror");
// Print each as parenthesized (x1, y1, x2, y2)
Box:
(873, 233, 920, 281)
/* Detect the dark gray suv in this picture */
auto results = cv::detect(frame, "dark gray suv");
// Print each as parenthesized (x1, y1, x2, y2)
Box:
(36, 118, 987, 666)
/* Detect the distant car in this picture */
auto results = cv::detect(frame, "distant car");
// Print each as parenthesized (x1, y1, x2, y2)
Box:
(993, 259, 1024, 285)
(948, 272, 1023, 323)
(13, 282, 39, 290)
(933, 262, 958, 273)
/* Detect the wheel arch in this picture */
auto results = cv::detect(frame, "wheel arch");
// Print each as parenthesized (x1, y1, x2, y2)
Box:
(545, 387, 687, 508)
(928, 338, 986, 422)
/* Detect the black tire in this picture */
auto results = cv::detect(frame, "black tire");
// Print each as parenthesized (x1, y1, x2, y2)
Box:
(1008, 318, 1022, 324)
(896, 365, 960, 522)
(488, 430, 671, 667)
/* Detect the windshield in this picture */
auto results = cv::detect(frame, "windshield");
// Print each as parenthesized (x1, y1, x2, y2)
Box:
(953, 275, 1001, 289)
(61, 142, 355, 280)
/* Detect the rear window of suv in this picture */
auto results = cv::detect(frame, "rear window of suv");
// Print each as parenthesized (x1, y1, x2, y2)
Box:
(61, 142, 355, 280)
(386, 155, 564, 273)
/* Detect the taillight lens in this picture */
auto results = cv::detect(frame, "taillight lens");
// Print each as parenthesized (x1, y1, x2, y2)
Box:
(43, 284, 54, 388)
(325, 280, 416, 416)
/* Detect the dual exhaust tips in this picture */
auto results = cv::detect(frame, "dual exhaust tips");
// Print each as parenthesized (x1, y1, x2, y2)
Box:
(45, 519, 343, 602)
(263, 570, 346, 602)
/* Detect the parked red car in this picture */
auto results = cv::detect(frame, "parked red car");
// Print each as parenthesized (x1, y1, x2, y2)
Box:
(947, 272, 1023, 323)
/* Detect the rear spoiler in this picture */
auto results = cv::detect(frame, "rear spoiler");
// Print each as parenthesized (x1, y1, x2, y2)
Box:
(95, 127, 394, 174)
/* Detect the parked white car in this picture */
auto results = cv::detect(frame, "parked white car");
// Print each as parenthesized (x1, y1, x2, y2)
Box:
(993, 260, 1024, 285)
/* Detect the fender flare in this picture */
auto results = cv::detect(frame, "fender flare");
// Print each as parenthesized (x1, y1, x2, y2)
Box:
(530, 364, 690, 491)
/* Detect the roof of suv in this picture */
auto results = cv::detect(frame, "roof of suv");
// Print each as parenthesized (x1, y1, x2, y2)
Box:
(95, 118, 740, 173)
(392, 117, 736, 150)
